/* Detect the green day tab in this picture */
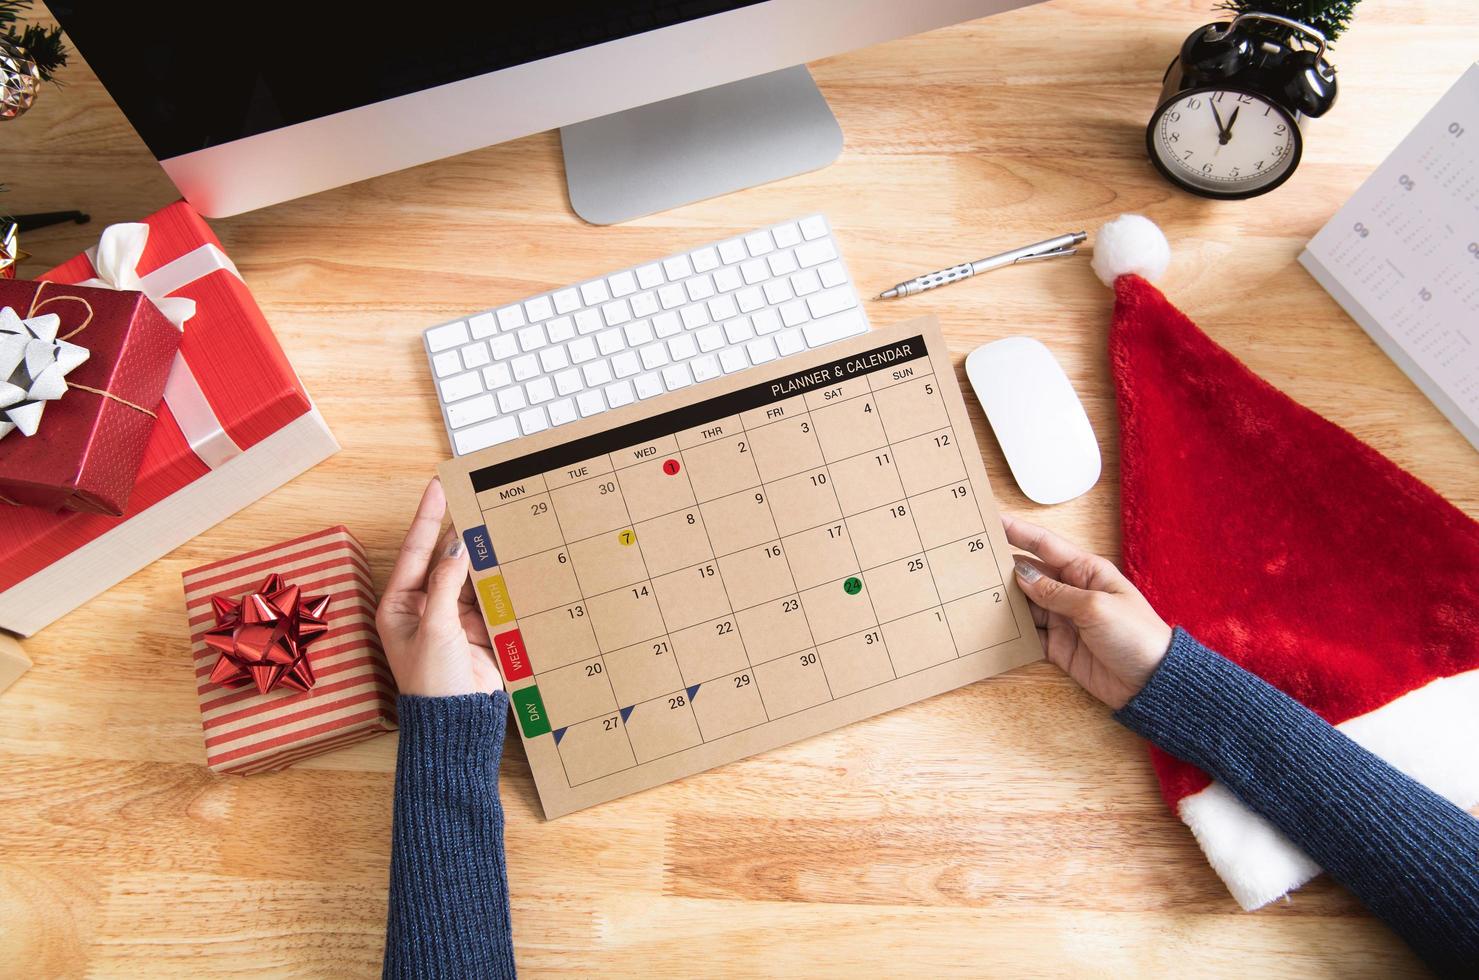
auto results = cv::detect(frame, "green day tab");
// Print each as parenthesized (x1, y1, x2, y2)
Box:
(511, 684, 551, 738)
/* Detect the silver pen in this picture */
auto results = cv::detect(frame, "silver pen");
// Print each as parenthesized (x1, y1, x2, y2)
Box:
(874, 231, 1087, 300)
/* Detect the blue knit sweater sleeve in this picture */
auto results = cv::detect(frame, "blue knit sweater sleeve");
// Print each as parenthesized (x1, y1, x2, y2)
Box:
(1116, 628, 1479, 974)
(383, 692, 516, 979)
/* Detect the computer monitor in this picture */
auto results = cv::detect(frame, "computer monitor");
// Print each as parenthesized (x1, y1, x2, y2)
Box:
(49, 1, 1040, 223)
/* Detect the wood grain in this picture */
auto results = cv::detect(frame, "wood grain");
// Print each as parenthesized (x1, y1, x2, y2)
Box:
(2, 2, 1476, 975)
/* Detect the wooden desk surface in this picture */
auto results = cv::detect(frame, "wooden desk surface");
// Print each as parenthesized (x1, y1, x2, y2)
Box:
(4, 3, 1476, 975)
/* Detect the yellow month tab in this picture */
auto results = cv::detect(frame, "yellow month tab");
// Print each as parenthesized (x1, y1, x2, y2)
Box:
(477, 574, 516, 627)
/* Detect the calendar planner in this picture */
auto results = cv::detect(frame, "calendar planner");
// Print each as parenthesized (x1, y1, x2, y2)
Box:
(438, 317, 1041, 818)
(1300, 63, 1479, 451)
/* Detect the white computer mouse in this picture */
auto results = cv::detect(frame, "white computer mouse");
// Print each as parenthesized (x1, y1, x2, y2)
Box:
(964, 337, 1100, 505)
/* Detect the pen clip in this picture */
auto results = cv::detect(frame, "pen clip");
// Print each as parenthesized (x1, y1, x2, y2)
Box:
(1012, 245, 1078, 265)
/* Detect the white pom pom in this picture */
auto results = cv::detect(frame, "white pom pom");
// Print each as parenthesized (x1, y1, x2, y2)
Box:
(1090, 214, 1169, 286)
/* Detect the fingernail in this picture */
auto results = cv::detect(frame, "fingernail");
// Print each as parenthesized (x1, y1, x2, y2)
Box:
(445, 538, 464, 559)
(1014, 558, 1041, 583)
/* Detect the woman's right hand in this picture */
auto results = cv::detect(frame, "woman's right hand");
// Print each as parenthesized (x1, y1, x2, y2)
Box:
(1003, 515, 1173, 710)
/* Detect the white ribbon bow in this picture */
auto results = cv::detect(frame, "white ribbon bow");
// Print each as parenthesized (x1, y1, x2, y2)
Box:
(0, 306, 92, 439)
(80, 223, 198, 329)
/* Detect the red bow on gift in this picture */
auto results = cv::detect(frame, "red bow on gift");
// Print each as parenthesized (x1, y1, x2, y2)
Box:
(204, 573, 330, 695)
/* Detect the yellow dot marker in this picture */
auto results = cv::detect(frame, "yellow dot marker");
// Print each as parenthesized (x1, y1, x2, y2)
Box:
(618, 529, 636, 546)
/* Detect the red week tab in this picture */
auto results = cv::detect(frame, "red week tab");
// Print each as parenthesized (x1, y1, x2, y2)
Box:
(494, 628, 533, 682)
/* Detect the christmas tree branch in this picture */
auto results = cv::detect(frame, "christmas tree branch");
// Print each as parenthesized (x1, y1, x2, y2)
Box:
(1, 0, 67, 82)
(1215, 0, 1361, 44)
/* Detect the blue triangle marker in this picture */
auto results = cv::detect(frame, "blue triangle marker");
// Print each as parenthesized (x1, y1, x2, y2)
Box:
(686, 684, 701, 701)
(620, 705, 635, 723)
(553, 727, 567, 745)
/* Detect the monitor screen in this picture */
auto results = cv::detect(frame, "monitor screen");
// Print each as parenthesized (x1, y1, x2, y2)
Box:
(49, 2, 766, 160)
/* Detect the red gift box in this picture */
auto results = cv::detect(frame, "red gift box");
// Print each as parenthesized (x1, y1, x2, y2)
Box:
(0, 202, 338, 635)
(0, 279, 179, 514)
(183, 526, 397, 774)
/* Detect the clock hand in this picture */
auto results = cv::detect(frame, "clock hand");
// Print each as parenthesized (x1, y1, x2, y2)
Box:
(1222, 106, 1241, 143)
(1210, 102, 1227, 141)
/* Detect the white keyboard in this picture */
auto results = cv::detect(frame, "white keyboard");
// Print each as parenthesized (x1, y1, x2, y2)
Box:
(422, 214, 870, 456)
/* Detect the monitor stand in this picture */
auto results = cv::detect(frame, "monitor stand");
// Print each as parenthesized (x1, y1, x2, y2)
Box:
(560, 65, 843, 226)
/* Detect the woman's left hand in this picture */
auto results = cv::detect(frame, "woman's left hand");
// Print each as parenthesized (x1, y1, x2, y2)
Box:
(376, 478, 503, 698)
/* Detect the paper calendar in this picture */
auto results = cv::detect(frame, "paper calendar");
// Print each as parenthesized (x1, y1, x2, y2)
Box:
(1300, 63, 1479, 451)
(439, 317, 1041, 818)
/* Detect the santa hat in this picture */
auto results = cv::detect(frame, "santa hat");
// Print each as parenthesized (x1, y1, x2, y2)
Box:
(1097, 215, 1479, 911)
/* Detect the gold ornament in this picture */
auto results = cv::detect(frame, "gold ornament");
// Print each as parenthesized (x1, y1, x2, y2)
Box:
(0, 37, 41, 120)
(0, 221, 27, 279)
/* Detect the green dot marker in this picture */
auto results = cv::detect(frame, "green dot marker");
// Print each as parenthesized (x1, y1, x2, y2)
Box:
(843, 576, 862, 595)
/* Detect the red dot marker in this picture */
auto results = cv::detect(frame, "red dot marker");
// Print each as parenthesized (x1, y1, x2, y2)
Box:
(662, 459, 681, 476)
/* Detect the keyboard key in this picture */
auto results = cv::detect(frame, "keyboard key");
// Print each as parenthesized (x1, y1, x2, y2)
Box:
(791, 269, 822, 296)
(461, 342, 491, 369)
(518, 407, 548, 435)
(482, 362, 513, 390)
(662, 363, 692, 390)
(574, 308, 603, 335)
(795, 238, 837, 268)
(744, 231, 774, 256)
(469, 312, 498, 338)
(525, 295, 554, 323)
(640, 343, 670, 370)
(595, 329, 625, 356)
(818, 261, 847, 289)
(652, 311, 683, 338)
(577, 389, 607, 417)
(432, 350, 462, 377)
(662, 254, 693, 280)
(799, 215, 828, 240)
(696, 325, 725, 352)
(582, 360, 613, 387)
(552, 288, 581, 314)
(569, 336, 599, 363)
(735, 285, 765, 313)
(634, 372, 665, 399)
(546, 315, 576, 344)
(427, 320, 470, 352)
(776, 327, 805, 357)
(624, 319, 654, 347)
(658, 283, 686, 309)
(605, 380, 635, 408)
(629, 291, 659, 318)
(708, 294, 738, 321)
(751, 309, 782, 335)
(807, 286, 857, 319)
(611, 350, 641, 378)
(548, 397, 577, 427)
(511, 354, 540, 381)
(717, 238, 747, 264)
(630, 262, 660, 288)
(518, 323, 547, 351)
(724, 317, 754, 344)
(690, 353, 720, 382)
(740, 259, 768, 284)
(680, 304, 710, 330)
(555, 368, 584, 395)
(607, 270, 637, 298)
(446, 393, 498, 428)
(539, 345, 569, 372)
(746, 337, 778, 364)
(439, 371, 483, 402)
(496, 306, 526, 331)
(719, 347, 749, 374)
(779, 300, 809, 327)
(668, 333, 698, 360)
(685, 274, 715, 302)
(691, 246, 720, 273)
(579, 279, 610, 306)
(763, 279, 793, 305)
(772, 222, 803, 248)
(801, 309, 867, 348)
(601, 299, 632, 327)
(489, 333, 518, 360)
(767, 250, 799, 277)
(454, 416, 518, 454)
(712, 265, 743, 293)
(497, 386, 527, 413)
(526, 376, 555, 404)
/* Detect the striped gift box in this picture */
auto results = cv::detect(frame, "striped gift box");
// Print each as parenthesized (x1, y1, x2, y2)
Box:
(182, 526, 397, 774)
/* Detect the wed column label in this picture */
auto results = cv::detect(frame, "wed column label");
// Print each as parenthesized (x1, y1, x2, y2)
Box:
(512, 685, 551, 738)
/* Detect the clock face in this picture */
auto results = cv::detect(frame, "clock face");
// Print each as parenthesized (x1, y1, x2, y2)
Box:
(1148, 88, 1301, 198)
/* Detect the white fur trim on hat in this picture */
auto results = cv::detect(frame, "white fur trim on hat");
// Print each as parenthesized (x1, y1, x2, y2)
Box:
(1091, 214, 1169, 286)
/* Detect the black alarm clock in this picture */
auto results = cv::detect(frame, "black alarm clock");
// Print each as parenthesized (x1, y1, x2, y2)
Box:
(1147, 12, 1337, 199)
